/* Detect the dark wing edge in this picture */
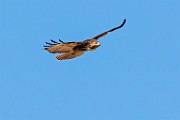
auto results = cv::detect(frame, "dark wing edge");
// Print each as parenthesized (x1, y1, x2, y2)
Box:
(43, 39, 65, 49)
(92, 19, 126, 40)
(43, 39, 78, 50)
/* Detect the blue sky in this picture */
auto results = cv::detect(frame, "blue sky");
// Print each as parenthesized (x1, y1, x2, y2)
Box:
(0, 0, 179, 120)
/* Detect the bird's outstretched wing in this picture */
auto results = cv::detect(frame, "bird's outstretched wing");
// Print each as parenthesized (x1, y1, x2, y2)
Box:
(92, 19, 126, 40)
(44, 39, 82, 53)
(56, 50, 84, 60)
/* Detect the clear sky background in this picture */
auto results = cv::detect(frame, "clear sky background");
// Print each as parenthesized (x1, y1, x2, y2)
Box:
(0, 0, 179, 120)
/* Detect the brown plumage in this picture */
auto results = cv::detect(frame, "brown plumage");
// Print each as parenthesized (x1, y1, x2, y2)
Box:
(44, 19, 126, 60)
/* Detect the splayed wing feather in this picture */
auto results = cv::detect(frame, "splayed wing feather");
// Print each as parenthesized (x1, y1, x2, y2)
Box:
(50, 39, 60, 44)
(45, 42, 57, 45)
(59, 39, 65, 43)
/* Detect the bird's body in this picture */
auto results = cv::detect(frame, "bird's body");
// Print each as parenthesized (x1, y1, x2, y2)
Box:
(44, 19, 126, 60)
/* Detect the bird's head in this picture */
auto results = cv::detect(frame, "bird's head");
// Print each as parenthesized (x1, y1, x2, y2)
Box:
(87, 40, 100, 50)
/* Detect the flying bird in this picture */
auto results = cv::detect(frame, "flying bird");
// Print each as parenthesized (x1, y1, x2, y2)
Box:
(44, 19, 126, 60)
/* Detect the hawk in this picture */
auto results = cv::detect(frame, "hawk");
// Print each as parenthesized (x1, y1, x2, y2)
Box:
(44, 19, 126, 60)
